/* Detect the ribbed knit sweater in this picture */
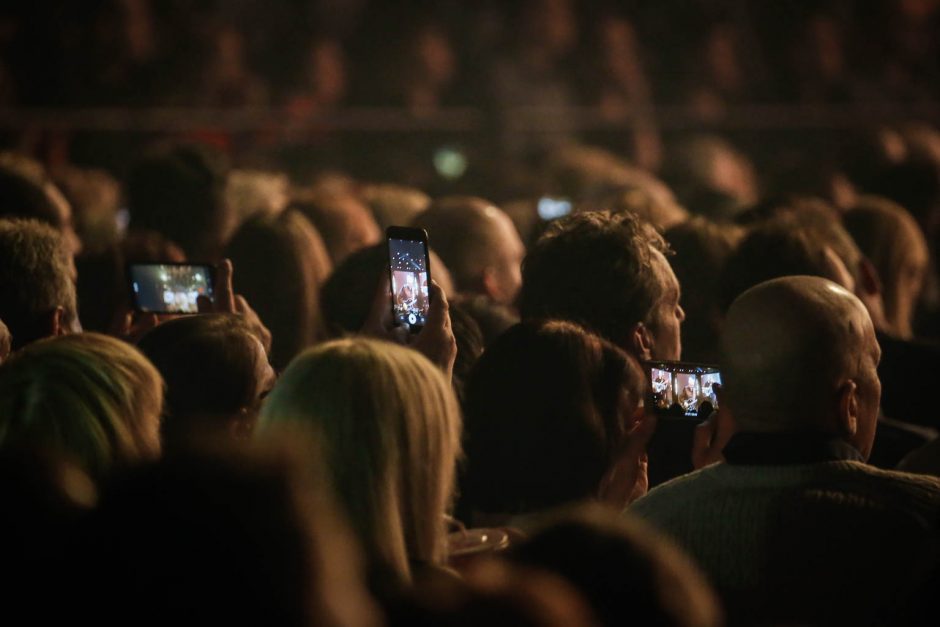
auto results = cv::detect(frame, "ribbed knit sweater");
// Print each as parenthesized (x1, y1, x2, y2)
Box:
(631, 448, 940, 624)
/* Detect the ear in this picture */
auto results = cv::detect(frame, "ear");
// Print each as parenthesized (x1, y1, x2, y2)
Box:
(480, 266, 502, 303)
(630, 322, 654, 361)
(837, 379, 859, 440)
(49, 306, 66, 337)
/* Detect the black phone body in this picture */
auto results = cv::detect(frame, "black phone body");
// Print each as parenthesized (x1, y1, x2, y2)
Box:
(647, 360, 722, 420)
(127, 262, 215, 314)
(387, 226, 432, 333)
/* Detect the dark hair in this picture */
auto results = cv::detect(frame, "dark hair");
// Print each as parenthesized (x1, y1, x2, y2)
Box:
(412, 196, 506, 293)
(126, 144, 229, 259)
(463, 321, 645, 515)
(665, 218, 741, 362)
(520, 211, 668, 349)
(718, 220, 845, 312)
(84, 442, 373, 627)
(224, 211, 331, 370)
(448, 300, 485, 405)
(0, 165, 62, 227)
(320, 243, 387, 336)
(136, 314, 267, 448)
(508, 505, 722, 627)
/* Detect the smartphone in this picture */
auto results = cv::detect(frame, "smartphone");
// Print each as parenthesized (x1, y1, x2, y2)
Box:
(387, 226, 432, 333)
(646, 361, 722, 420)
(128, 262, 215, 314)
(537, 196, 573, 221)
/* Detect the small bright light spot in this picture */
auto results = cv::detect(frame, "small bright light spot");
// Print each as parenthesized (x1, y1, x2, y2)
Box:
(433, 146, 468, 180)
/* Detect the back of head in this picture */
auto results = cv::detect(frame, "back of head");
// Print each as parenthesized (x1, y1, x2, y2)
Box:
(224, 210, 331, 370)
(137, 314, 272, 448)
(126, 143, 230, 260)
(389, 559, 598, 627)
(259, 338, 461, 579)
(413, 196, 523, 302)
(720, 277, 874, 433)
(87, 442, 380, 627)
(0, 333, 162, 480)
(0, 219, 77, 349)
(360, 183, 430, 231)
(320, 243, 455, 337)
(292, 188, 381, 265)
(601, 181, 689, 232)
(520, 211, 667, 350)
(666, 218, 743, 362)
(0, 162, 63, 227)
(509, 505, 722, 627)
(718, 218, 850, 312)
(844, 196, 929, 338)
(464, 321, 644, 515)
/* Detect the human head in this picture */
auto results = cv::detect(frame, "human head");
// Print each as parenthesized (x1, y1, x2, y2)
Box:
(0, 159, 82, 261)
(319, 243, 454, 336)
(521, 211, 684, 360)
(666, 218, 743, 362)
(53, 165, 121, 256)
(126, 143, 231, 260)
(87, 441, 381, 627)
(413, 196, 525, 306)
(359, 183, 430, 231)
(721, 277, 881, 459)
(844, 196, 929, 339)
(717, 219, 854, 313)
(0, 219, 79, 350)
(0, 333, 163, 479)
(224, 210, 332, 370)
(509, 505, 722, 627)
(137, 314, 276, 449)
(258, 338, 462, 580)
(463, 321, 646, 515)
(292, 188, 381, 265)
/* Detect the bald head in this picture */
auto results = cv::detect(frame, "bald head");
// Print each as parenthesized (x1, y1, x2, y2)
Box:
(413, 197, 524, 305)
(721, 277, 881, 450)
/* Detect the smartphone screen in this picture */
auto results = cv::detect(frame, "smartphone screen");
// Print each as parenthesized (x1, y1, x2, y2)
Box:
(128, 263, 214, 314)
(387, 226, 431, 332)
(647, 361, 722, 419)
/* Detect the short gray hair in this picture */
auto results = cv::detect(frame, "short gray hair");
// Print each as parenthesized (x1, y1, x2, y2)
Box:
(0, 219, 76, 349)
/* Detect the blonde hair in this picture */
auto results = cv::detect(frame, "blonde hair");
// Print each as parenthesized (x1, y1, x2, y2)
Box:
(0, 333, 163, 478)
(844, 196, 929, 338)
(258, 338, 461, 579)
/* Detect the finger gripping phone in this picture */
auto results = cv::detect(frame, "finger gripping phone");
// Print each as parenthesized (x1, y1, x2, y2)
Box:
(646, 361, 722, 420)
(387, 226, 432, 333)
(128, 262, 215, 314)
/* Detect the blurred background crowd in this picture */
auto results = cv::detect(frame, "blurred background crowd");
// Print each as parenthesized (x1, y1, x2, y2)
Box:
(2, 1, 940, 626)
(2, 0, 939, 191)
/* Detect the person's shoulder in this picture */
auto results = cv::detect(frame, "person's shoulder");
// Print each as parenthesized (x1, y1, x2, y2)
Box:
(837, 460, 940, 488)
(828, 461, 940, 512)
(629, 463, 725, 515)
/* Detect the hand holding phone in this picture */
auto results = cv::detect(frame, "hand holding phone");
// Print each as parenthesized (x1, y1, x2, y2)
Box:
(387, 226, 432, 333)
(361, 274, 457, 382)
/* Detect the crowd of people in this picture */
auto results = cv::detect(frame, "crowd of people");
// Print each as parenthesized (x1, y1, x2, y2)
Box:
(2, 2, 940, 626)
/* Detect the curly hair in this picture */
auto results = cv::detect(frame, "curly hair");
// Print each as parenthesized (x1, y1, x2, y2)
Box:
(520, 210, 669, 349)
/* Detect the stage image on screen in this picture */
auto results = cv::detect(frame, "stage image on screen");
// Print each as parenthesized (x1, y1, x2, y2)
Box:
(389, 238, 429, 327)
(651, 368, 674, 409)
(130, 264, 213, 314)
(650, 367, 722, 417)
